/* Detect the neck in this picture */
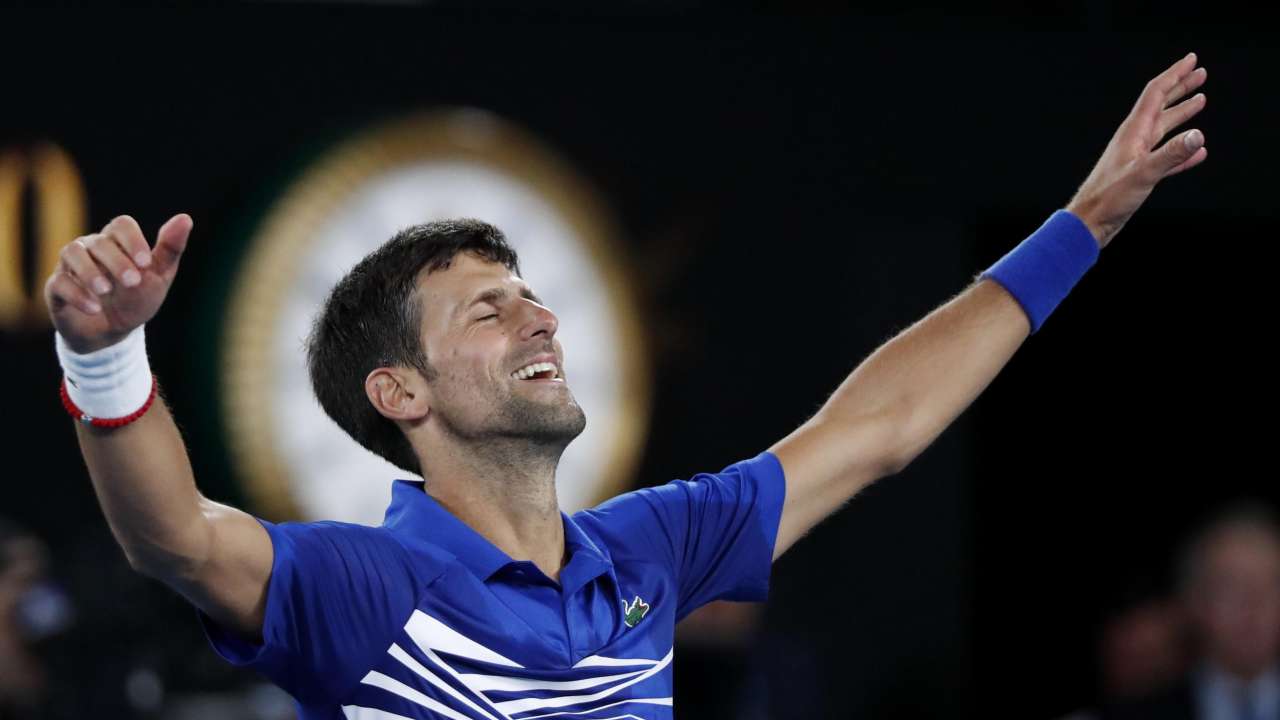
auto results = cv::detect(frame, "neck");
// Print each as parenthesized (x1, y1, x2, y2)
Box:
(418, 434, 566, 581)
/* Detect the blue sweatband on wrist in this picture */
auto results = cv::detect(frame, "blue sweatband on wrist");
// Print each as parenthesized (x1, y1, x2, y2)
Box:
(978, 209, 1100, 334)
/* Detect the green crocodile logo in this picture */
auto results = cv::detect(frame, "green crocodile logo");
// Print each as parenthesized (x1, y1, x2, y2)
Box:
(622, 595, 650, 628)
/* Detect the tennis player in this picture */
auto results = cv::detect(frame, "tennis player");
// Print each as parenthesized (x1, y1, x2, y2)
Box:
(44, 54, 1208, 718)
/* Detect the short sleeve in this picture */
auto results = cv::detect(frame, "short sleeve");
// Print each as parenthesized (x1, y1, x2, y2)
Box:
(197, 519, 419, 703)
(582, 451, 786, 621)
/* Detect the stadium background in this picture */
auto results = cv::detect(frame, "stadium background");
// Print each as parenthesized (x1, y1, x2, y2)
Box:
(1, 5, 1274, 718)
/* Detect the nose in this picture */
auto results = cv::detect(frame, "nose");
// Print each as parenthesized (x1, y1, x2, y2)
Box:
(516, 298, 558, 342)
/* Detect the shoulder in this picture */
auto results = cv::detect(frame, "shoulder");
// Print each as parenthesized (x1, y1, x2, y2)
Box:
(573, 452, 785, 559)
(583, 451, 783, 512)
(263, 519, 448, 585)
(265, 518, 400, 552)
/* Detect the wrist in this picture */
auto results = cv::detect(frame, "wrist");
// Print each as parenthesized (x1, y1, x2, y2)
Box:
(55, 326, 156, 426)
(57, 329, 132, 355)
(978, 210, 1100, 334)
(1064, 198, 1108, 249)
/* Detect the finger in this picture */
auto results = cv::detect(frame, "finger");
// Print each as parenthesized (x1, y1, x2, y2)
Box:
(1135, 53, 1199, 118)
(1163, 66, 1207, 109)
(61, 236, 114, 296)
(1150, 128, 1206, 179)
(1165, 145, 1208, 178)
(103, 214, 153, 270)
(1158, 92, 1206, 138)
(45, 271, 102, 315)
(83, 232, 141, 289)
(151, 213, 192, 276)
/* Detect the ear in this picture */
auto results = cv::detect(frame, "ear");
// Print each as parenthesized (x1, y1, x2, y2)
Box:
(364, 366, 431, 422)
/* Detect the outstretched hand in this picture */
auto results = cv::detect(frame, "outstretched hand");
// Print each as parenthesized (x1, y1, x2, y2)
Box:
(1067, 53, 1208, 249)
(44, 213, 193, 353)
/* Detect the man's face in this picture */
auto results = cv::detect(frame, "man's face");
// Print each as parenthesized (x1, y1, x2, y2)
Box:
(1190, 527, 1280, 677)
(414, 252, 586, 448)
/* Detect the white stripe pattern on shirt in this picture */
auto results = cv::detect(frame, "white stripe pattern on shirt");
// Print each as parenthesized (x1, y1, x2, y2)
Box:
(354, 610, 673, 719)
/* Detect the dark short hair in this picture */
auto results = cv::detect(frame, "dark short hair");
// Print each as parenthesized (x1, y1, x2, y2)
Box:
(306, 219, 521, 476)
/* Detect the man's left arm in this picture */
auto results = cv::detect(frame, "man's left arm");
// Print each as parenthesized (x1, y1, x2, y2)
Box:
(770, 53, 1209, 560)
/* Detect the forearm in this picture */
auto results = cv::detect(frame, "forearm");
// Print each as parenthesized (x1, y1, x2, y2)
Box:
(771, 54, 1207, 559)
(820, 278, 1029, 474)
(49, 214, 272, 636)
(74, 393, 213, 577)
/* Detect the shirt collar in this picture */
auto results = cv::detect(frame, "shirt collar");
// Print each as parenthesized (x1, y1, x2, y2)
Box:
(383, 479, 611, 587)
(560, 508, 613, 594)
(1199, 661, 1280, 691)
(1196, 661, 1280, 716)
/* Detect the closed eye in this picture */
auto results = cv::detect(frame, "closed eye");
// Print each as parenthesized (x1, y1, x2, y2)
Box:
(476, 313, 498, 322)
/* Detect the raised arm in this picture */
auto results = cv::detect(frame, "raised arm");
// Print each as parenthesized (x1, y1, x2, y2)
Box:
(44, 214, 272, 639)
(770, 53, 1209, 559)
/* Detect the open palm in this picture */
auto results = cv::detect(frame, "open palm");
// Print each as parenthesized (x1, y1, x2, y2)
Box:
(1067, 53, 1208, 249)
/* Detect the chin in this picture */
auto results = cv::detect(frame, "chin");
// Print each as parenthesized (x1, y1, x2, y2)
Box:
(500, 395, 586, 442)
(543, 405, 588, 442)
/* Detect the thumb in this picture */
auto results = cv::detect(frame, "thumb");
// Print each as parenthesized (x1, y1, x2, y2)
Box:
(152, 213, 193, 276)
(1152, 129, 1205, 179)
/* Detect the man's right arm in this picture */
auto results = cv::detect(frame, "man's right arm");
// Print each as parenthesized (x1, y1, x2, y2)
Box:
(75, 400, 272, 640)
(46, 213, 273, 641)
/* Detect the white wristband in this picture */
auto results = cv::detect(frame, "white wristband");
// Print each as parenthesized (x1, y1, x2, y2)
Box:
(55, 326, 153, 420)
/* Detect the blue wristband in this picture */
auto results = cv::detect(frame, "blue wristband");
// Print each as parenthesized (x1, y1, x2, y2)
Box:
(978, 210, 1100, 334)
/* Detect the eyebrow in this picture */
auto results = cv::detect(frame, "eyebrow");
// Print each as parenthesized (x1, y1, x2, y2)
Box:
(456, 285, 543, 318)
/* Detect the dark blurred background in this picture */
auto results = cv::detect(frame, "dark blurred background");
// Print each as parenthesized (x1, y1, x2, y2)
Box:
(1, 3, 1276, 718)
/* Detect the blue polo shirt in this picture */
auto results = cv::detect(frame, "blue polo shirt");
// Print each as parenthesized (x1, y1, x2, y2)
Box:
(201, 451, 785, 719)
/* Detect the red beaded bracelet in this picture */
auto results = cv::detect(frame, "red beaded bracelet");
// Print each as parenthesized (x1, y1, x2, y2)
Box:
(59, 375, 159, 428)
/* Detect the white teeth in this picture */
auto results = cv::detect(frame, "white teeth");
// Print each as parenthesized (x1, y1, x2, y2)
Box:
(511, 362, 558, 380)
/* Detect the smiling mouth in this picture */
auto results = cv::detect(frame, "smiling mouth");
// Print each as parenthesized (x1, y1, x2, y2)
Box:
(510, 361, 563, 382)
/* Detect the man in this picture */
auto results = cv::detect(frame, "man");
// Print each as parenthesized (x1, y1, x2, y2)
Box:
(0, 521, 53, 718)
(1103, 504, 1280, 720)
(1059, 595, 1191, 720)
(43, 54, 1208, 718)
